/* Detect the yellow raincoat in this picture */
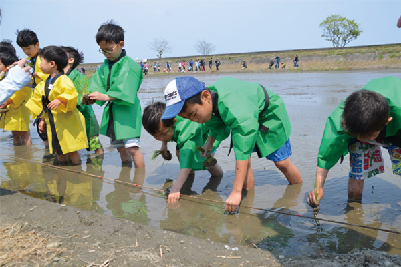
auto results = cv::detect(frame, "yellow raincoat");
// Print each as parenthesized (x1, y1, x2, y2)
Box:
(26, 75, 88, 154)
(0, 86, 32, 131)
(27, 55, 49, 86)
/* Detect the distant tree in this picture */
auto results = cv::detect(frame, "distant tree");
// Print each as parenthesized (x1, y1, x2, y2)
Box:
(195, 40, 216, 55)
(148, 38, 172, 58)
(319, 15, 362, 47)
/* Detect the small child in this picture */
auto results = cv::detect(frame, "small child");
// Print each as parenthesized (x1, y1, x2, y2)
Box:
(61, 46, 103, 155)
(153, 63, 157, 73)
(162, 77, 303, 213)
(143, 101, 223, 203)
(307, 76, 401, 206)
(17, 29, 50, 147)
(88, 21, 145, 168)
(0, 49, 32, 145)
(281, 63, 286, 69)
(157, 63, 161, 72)
(26, 46, 88, 164)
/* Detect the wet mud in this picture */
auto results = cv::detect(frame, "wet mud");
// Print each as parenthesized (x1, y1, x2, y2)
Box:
(1, 71, 401, 263)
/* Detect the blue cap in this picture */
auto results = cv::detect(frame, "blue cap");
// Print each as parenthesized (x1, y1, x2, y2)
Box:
(161, 76, 206, 120)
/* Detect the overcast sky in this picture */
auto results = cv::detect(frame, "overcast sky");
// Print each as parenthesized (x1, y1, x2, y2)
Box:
(1, 0, 400, 63)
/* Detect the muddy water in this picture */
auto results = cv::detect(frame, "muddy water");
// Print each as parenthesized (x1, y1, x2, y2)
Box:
(1, 71, 401, 256)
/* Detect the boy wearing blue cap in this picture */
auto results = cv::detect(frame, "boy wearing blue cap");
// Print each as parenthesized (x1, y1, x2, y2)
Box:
(162, 76, 302, 213)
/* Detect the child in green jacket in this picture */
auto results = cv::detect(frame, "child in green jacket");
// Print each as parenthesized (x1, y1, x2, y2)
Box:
(61, 46, 103, 155)
(88, 21, 144, 168)
(143, 102, 223, 203)
(162, 77, 302, 212)
(307, 76, 401, 206)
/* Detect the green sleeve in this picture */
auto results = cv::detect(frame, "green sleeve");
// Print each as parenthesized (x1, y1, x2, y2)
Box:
(205, 116, 230, 142)
(219, 95, 260, 161)
(317, 102, 351, 170)
(107, 59, 143, 106)
(88, 65, 107, 107)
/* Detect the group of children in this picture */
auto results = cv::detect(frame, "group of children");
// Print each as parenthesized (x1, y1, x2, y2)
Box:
(1, 21, 400, 213)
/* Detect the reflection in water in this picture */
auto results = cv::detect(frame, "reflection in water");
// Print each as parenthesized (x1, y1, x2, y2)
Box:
(1, 71, 401, 256)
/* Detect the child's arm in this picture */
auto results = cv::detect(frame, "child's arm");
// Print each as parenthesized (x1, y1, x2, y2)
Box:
(225, 159, 248, 212)
(168, 168, 192, 203)
(38, 118, 46, 133)
(51, 77, 79, 112)
(201, 135, 215, 157)
(0, 98, 12, 109)
(307, 167, 329, 206)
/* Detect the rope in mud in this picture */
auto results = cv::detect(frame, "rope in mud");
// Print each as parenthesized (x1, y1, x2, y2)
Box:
(2, 153, 400, 235)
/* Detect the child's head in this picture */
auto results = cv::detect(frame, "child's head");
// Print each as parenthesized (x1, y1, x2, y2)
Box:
(143, 102, 175, 142)
(161, 77, 213, 124)
(16, 29, 39, 58)
(39, 46, 68, 73)
(61, 46, 84, 70)
(0, 50, 19, 72)
(342, 89, 392, 141)
(96, 20, 124, 62)
(0, 39, 16, 54)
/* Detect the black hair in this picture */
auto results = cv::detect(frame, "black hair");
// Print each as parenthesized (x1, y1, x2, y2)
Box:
(40, 46, 68, 71)
(181, 88, 211, 113)
(142, 102, 174, 135)
(0, 39, 16, 54)
(0, 50, 19, 66)
(16, 29, 39, 47)
(342, 89, 390, 137)
(95, 20, 124, 44)
(61, 46, 84, 70)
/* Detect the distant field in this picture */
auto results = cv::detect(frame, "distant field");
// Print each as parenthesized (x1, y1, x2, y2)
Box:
(80, 43, 401, 76)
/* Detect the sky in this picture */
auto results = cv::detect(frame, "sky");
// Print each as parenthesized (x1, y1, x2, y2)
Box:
(1, 0, 400, 63)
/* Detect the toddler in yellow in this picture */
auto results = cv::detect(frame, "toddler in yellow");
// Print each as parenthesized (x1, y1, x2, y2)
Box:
(26, 46, 87, 164)
(0, 46, 32, 145)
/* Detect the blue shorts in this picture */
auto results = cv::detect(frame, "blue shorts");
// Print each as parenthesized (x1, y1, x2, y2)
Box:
(253, 139, 292, 162)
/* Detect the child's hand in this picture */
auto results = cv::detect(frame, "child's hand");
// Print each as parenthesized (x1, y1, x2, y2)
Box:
(47, 99, 62, 110)
(307, 188, 323, 207)
(0, 103, 7, 109)
(201, 142, 213, 158)
(160, 142, 169, 160)
(32, 73, 39, 78)
(88, 92, 111, 102)
(168, 189, 181, 204)
(225, 191, 242, 213)
(38, 120, 46, 133)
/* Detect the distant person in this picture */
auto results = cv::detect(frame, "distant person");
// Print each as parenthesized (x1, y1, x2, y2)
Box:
(307, 77, 401, 206)
(96, 65, 99, 71)
(166, 62, 170, 73)
(144, 62, 148, 75)
(140, 61, 144, 71)
(182, 60, 186, 71)
(189, 59, 193, 71)
(153, 63, 157, 73)
(209, 57, 213, 70)
(157, 62, 161, 72)
(241, 60, 247, 69)
(275, 55, 280, 69)
(294, 54, 299, 68)
(195, 60, 199, 71)
(178, 62, 182, 72)
(215, 59, 219, 71)
(269, 60, 274, 69)
(281, 62, 286, 69)
(81, 66, 85, 75)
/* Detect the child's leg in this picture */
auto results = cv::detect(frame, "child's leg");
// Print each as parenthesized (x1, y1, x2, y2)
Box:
(348, 178, 364, 201)
(117, 146, 131, 162)
(208, 163, 223, 176)
(68, 151, 81, 165)
(127, 146, 145, 168)
(243, 157, 255, 189)
(274, 158, 303, 184)
(56, 153, 69, 163)
(19, 130, 32, 145)
(11, 131, 22, 145)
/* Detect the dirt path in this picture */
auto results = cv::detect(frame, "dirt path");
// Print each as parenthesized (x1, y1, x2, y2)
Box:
(1, 188, 400, 266)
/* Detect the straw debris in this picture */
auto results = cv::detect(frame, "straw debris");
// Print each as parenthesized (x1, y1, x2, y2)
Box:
(0, 222, 66, 266)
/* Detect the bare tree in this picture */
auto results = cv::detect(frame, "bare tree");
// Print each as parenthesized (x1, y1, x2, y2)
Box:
(148, 38, 172, 58)
(195, 40, 216, 55)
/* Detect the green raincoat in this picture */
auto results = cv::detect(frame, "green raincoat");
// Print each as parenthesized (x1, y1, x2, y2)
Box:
(318, 76, 401, 170)
(68, 69, 101, 151)
(206, 77, 292, 161)
(174, 116, 221, 170)
(88, 50, 143, 141)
